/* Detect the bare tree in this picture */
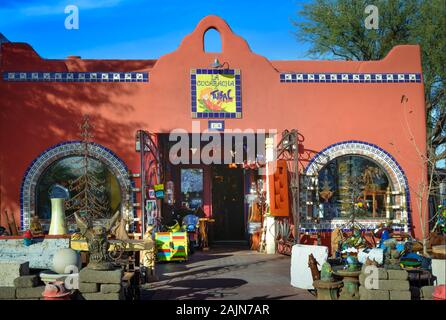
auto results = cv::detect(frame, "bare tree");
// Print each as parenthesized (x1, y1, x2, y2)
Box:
(401, 97, 442, 255)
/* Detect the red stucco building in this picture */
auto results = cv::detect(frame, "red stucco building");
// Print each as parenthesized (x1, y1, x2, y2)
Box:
(0, 16, 428, 249)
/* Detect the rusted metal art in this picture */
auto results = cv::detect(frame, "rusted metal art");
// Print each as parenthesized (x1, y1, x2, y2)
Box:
(276, 129, 300, 243)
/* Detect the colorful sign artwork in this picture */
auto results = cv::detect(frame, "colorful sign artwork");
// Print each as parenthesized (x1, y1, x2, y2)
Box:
(191, 69, 241, 119)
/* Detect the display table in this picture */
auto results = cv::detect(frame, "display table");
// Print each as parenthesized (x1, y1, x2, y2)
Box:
(70, 239, 154, 252)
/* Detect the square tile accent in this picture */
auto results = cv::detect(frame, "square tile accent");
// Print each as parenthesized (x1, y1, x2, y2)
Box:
(279, 72, 422, 84)
(2, 72, 149, 83)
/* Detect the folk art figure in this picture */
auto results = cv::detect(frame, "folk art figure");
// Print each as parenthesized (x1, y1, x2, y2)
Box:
(308, 253, 320, 281)
(74, 210, 120, 270)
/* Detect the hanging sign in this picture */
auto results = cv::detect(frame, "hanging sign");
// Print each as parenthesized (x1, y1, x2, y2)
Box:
(191, 69, 241, 119)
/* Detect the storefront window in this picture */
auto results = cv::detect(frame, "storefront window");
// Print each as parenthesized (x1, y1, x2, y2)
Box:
(36, 156, 121, 221)
(180, 168, 203, 209)
(318, 155, 390, 219)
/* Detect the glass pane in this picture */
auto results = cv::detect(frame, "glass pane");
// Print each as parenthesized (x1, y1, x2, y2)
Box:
(318, 155, 390, 219)
(180, 168, 203, 209)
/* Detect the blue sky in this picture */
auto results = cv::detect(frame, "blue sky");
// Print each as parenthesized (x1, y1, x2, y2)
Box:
(0, 0, 312, 60)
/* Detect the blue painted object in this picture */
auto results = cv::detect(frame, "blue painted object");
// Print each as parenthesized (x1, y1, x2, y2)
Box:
(49, 184, 70, 199)
(23, 238, 32, 246)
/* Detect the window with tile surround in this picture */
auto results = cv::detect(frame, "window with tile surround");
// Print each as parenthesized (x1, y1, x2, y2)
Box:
(317, 155, 391, 219)
(36, 156, 121, 221)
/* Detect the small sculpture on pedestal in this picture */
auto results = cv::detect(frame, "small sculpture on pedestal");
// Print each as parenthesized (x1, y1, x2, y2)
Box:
(312, 261, 343, 300)
(30, 215, 43, 236)
(74, 211, 120, 270)
(320, 262, 334, 282)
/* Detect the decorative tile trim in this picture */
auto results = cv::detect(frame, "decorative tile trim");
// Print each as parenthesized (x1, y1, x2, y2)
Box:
(280, 73, 421, 83)
(3, 72, 148, 82)
(190, 68, 241, 119)
(299, 219, 407, 233)
(304, 140, 411, 231)
(20, 141, 131, 230)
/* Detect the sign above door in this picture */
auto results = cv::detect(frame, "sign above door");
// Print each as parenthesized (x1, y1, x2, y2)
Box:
(191, 68, 241, 119)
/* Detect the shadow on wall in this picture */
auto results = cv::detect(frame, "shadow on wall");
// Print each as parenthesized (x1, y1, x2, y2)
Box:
(0, 81, 146, 226)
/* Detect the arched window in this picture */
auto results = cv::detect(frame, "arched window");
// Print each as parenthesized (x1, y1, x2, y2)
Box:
(317, 155, 391, 219)
(203, 28, 222, 52)
(36, 156, 122, 223)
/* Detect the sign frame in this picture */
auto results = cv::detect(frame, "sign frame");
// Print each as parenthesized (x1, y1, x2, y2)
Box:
(191, 68, 241, 119)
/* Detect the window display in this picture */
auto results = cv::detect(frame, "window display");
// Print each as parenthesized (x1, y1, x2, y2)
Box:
(180, 168, 204, 209)
(318, 155, 391, 219)
(36, 156, 121, 221)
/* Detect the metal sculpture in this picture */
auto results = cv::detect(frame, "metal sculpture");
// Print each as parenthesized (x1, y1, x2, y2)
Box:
(276, 129, 300, 243)
(65, 116, 110, 222)
(74, 210, 120, 270)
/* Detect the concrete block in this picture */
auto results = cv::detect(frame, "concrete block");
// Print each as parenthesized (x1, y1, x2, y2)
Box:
(387, 269, 408, 280)
(100, 284, 121, 294)
(432, 259, 446, 285)
(290, 244, 328, 290)
(79, 268, 123, 284)
(0, 287, 16, 300)
(0, 260, 29, 286)
(359, 286, 389, 300)
(361, 266, 388, 280)
(16, 286, 45, 299)
(378, 280, 410, 291)
(80, 291, 124, 300)
(421, 286, 435, 300)
(14, 275, 39, 288)
(79, 282, 99, 293)
(390, 290, 411, 300)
